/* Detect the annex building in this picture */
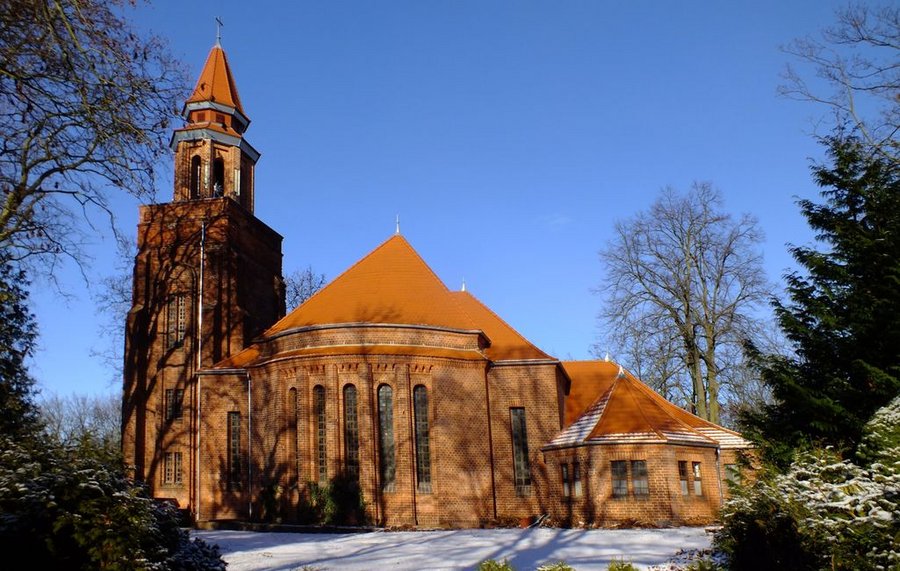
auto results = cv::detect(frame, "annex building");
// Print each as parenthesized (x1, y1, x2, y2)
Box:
(122, 43, 751, 528)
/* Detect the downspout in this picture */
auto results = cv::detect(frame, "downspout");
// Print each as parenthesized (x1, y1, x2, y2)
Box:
(194, 221, 206, 524)
(484, 363, 498, 521)
(248, 371, 253, 520)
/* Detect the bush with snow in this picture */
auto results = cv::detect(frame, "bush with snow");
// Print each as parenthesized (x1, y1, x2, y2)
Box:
(716, 398, 900, 570)
(0, 436, 225, 570)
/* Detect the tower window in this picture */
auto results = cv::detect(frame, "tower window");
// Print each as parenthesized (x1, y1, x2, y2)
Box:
(212, 158, 225, 196)
(166, 294, 187, 349)
(165, 388, 184, 421)
(343, 385, 359, 482)
(377, 385, 395, 492)
(190, 156, 201, 199)
(510, 407, 531, 496)
(164, 451, 183, 486)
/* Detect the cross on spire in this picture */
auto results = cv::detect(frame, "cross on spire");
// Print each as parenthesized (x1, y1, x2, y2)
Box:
(215, 16, 224, 46)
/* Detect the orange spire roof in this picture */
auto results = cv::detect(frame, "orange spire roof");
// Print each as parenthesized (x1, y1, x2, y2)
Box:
(266, 235, 480, 335)
(186, 45, 244, 114)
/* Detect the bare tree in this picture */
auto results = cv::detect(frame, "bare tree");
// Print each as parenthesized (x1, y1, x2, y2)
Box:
(780, 4, 899, 162)
(284, 265, 327, 311)
(595, 183, 770, 425)
(40, 391, 121, 452)
(0, 0, 186, 271)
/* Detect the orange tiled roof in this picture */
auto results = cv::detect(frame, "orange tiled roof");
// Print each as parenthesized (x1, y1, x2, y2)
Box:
(550, 360, 751, 450)
(561, 360, 619, 426)
(186, 45, 244, 113)
(451, 291, 552, 362)
(266, 235, 481, 335)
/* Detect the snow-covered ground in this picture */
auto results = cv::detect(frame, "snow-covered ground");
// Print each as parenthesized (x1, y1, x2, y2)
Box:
(194, 526, 713, 570)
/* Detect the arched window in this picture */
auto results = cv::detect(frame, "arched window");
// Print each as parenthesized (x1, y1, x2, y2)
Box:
(413, 385, 431, 493)
(212, 157, 225, 196)
(189, 156, 201, 199)
(377, 385, 395, 491)
(343, 385, 359, 481)
(313, 385, 327, 484)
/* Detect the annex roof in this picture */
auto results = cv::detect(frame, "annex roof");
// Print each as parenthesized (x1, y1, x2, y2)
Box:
(185, 45, 244, 114)
(548, 360, 752, 450)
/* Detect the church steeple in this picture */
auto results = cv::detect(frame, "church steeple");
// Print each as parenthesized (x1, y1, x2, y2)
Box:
(171, 43, 259, 212)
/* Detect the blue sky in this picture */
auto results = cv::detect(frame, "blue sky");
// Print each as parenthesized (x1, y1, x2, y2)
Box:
(30, 0, 851, 398)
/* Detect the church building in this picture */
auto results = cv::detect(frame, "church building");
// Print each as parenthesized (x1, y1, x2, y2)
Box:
(122, 43, 751, 529)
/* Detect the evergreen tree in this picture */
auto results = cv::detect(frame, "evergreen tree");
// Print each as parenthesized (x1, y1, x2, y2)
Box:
(0, 255, 41, 439)
(745, 135, 900, 465)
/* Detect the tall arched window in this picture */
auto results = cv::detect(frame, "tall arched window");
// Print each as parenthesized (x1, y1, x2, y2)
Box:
(343, 385, 359, 482)
(377, 385, 395, 491)
(189, 156, 201, 199)
(313, 385, 327, 484)
(413, 385, 432, 493)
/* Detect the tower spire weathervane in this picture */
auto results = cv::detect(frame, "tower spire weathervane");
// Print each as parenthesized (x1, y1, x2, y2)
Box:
(215, 16, 223, 46)
(395, 214, 400, 235)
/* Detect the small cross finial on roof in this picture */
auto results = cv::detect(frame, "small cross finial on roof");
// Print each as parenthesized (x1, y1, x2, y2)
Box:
(461, 278, 466, 292)
(215, 16, 224, 46)
(604, 351, 610, 362)
(617, 365, 625, 378)
(395, 214, 400, 235)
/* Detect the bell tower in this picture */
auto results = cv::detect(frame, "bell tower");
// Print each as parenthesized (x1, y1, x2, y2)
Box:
(122, 41, 284, 516)
(171, 42, 258, 210)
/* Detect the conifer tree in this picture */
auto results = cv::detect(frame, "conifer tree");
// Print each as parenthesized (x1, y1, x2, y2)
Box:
(745, 135, 900, 464)
(0, 255, 41, 439)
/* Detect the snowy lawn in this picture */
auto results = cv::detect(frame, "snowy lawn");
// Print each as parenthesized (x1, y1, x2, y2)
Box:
(194, 526, 713, 570)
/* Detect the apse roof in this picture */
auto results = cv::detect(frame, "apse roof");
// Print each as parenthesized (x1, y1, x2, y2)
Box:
(267, 235, 480, 335)
(185, 45, 244, 113)
(548, 360, 752, 450)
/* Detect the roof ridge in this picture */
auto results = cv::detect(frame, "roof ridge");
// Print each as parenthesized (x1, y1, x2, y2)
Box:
(451, 290, 551, 360)
(622, 367, 736, 434)
(262, 234, 401, 336)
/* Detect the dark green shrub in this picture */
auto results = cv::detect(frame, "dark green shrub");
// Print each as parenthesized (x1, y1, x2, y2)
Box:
(298, 473, 368, 526)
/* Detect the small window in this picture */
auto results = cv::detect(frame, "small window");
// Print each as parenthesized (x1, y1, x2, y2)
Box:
(692, 462, 703, 496)
(611, 460, 628, 498)
(631, 460, 649, 497)
(164, 451, 183, 486)
(572, 461, 582, 497)
(197, 111, 207, 122)
(215, 113, 225, 124)
(212, 157, 225, 196)
(561, 463, 570, 497)
(678, 461, 689, 496)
